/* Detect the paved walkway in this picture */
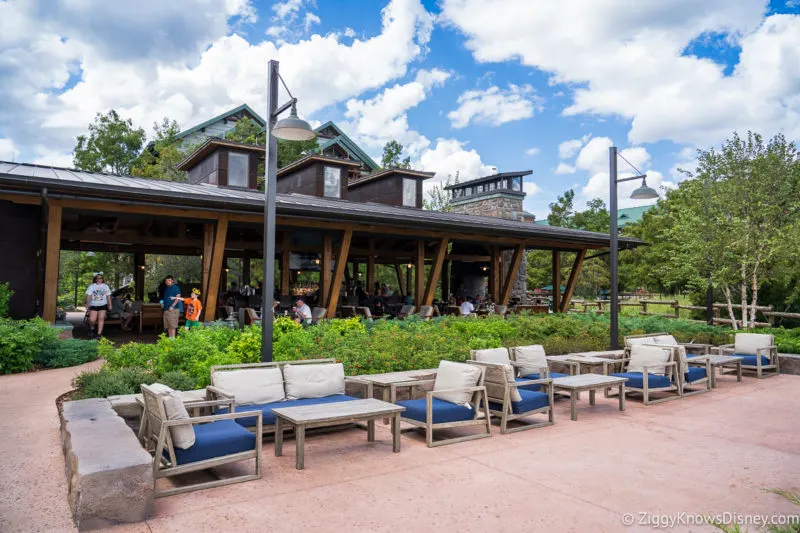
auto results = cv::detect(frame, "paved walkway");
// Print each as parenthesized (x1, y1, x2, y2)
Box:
(1, 362, 798, 533)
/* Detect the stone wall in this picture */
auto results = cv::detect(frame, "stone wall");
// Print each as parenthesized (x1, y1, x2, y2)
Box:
(451, 194, 524, 219)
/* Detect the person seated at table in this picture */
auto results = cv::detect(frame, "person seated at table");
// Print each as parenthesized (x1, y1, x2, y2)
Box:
(460, 297, 475, 317)
(381, 284, 393, 297)
(292, 298, 312, 325)
(109, 294, 134, 330)
(403, 292, 413, 306)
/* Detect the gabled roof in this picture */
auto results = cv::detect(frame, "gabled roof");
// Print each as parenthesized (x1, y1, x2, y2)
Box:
(314, 121, 379, 171)
(277, 154, 362, 178)
(617, 205, 654, 227)
(175, 138, 266, 171)
(176, 103, 266, 141)
(348, 168, 435, 189)
(444, 170, 532, 190)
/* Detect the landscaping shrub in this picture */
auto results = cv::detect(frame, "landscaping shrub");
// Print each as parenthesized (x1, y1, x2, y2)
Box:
(35, 339, 99, 368)
(72, 366, 197, 399)
(0, 282, 12, 318)
(0, 317, 60, 374)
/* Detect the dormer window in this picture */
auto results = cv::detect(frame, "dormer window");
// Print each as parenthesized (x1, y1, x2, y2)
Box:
(324, 166, 341, 198)
(402, 178, 416, 207)
(228, 152, 249, 188)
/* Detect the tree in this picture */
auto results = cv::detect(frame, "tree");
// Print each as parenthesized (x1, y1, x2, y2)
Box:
(423, 172, 459, 211)
(547, 189, 576, 227)
(131, 118, 188, 182)
(224, 117, 318, 170)
(73, 110, 146, 174)
(380, 140, 411, 169)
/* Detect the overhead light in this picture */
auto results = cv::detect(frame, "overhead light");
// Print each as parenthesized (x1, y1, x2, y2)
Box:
(630, 177, 659, 200)
(272, 102, 316, 141)
(406, 263, 413, 268)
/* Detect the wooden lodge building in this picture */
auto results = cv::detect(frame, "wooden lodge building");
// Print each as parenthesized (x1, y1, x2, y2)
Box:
(0, 110, 640, 323)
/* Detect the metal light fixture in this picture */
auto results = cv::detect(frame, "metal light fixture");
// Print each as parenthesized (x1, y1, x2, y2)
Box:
(272, 102, 315, 141)
(630, 177, 659, 200)
(406, 263, 413, 268)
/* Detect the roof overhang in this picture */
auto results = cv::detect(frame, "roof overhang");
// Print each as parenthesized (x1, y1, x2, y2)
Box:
(348, 168, 436, 189)
(444, 170, 533, 190)
(276, 154, 362, 178)
(175, 138, 266, 171)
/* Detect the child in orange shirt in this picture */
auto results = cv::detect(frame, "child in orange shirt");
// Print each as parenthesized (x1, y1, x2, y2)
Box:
(171, 288, 203, 330)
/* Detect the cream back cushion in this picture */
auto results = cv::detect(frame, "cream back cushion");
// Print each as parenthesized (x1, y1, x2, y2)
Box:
(471, 347, 510, 365)
(734, 333, 773, 355)
(149, 383, 195, 450)
(213, 367, 285, 406)
(626, 336, 656, 347)
(433, 360, 483, 405)
(283, 363, 345, 400)
(627, 345, 670, 376)
(514, 345, 548, 377)
(653, 335, 679, 346)
(481, 363, 522, 403)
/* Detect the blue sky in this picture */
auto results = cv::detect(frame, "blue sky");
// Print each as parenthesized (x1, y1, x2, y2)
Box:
(1, 0, 799, 219)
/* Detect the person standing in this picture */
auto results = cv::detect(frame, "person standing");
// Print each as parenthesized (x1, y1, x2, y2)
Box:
(85, 274, 112, 338)
(171, 288, 203, 331)
(162, 275, 183, 338)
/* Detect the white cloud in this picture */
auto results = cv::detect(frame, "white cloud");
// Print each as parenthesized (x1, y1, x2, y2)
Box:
(441, 1, 800, 146)
(525, 147, 540, 156)
(344, 27, 356, 38)
(523, 181, 542, 196)
(0, 139, 20, 162)
(555, 162, 576, 174)
(304, 13, 321, 32)
(0, 0, 435, 164)
(447, 84, 543, 128)
(415, 68, 451, 89)
(558, 138, 584, 159)
(273, 0, 304, 20)
(418, 138, 493, 186)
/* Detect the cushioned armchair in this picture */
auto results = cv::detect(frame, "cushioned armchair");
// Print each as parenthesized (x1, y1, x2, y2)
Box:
(655, 344, 712, 397)
(397, 305, 415, 319)
(624, 332, 712, 359)
(468, 361, 554, 434)
(141, 383, 262, 498)
(391, 360, 491, 447)
(610, 344, 682, 405)
(418, 305, 435, 321)
(311, 307, 327, 325)
(717, 333, 780, 378)
(510, 345, 576, 380)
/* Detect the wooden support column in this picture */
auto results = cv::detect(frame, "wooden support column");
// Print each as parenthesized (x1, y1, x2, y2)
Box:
(321, 235, 332, 307)
(441, 260, 450, 302)
(202, 223, 214, 297)
(423, 238, 448, 306)
(415, 241, 425, 306)
(203, 216, 228, 322)
(552, 250, 561, 313)
(560, 249, 586, 313)
(394, 264, 406, 295)
(134, 252, 145, 301)
(220, 256, 228, 294)
(242, 252, 251, 287)
(500, 244, 524, 306)
(490, 246, 501, 303)
(326, 229, 353, 318)
(366, 240, 375, 293)
(405, 265, 412, 298)
(43, 204, 62, 323)
(280, 233, 290, 297)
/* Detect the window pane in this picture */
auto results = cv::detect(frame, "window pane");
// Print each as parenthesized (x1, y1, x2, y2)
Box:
(403, 178, 416, 207)
(228, 152, 248, 187)
(511, 177, 522, 191)
(324, 166, 341, 198)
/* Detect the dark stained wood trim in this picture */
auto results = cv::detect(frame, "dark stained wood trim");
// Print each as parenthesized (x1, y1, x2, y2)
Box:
(552, 250, 561, 313)
(43, 204, 62, 323)
(203, 215, 228, 321)
(415, 240, 425, 306)
(423, 238, 448, 306)
(326, 229, 352, 318)
(560, 249, 586, 313)
(500, 244, 524, 306)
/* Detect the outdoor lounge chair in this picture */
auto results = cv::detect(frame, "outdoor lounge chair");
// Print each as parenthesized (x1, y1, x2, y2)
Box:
(470, 346, 570, 391)
(468, 361, 554, 434)
(609, 344, 682, 404)
(356, 306, 373, 321)
(207, 359, 372, 437)
(493, 305, 509, 317)
(717, 333, 780, 378)
(391, 360, 491, 447)
(655, 344, 712, 397)
(418, 305, 434, 320)
(624, 332, 711, 358)
(311, 307, 327, 324)
(396, 305, 415, 319)
(509, 345, 576, 379)
(140, 383, 262, 498)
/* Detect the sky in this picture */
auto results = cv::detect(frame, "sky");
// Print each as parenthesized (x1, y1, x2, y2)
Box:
(1, 0, 799, 219)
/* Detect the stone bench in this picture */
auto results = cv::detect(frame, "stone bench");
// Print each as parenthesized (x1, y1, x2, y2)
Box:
(61, 398, 153, 530)
(778, 353, 800, 376)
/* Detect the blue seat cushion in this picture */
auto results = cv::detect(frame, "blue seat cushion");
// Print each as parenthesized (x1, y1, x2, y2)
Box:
(685, 366, 707, 382)
(224, 395, 359, 428)
(735, 355, 771, 367)
(612, 372, 672, 389)
(488, 389, 550, 414)
(171, 419, 256, 465)
(397, 398, 475, 424)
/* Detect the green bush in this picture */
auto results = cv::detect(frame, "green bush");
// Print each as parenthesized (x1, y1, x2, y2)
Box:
(0, 317, 60, 374)
(72, 366, 158, 399)
(35, 339, 99, 368)
(0, 282, 13, 318)
(158, 370, 198, 391)
(102, 339, 159, 370)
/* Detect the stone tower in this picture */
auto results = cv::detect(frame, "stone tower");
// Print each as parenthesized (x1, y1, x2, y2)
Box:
(445, 171, 534, 301)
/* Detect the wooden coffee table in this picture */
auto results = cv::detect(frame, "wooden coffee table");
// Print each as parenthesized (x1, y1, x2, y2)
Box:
(552, 374, 628, 421)
(273, 399, 406, 470)
(690, 355, 743, 388)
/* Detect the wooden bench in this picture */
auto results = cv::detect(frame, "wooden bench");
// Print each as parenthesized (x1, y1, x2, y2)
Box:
(138, 303, 163, 333)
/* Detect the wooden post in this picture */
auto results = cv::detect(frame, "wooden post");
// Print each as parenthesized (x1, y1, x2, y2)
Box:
(220, 256, 228, 294)
(490, 246, 501, 303)
(280, 233, 291, 297)
(500, 244, 524, 306)
(405, 264, 412, 299)
(415, 241, 425, 306)
(442, 260, 450, 303)
(326, 229, 352, 318)
(321, 234, 332, 307)
(560, 249, 586, 313)
(423, 238, 448, 306)
(203, 216, 228, 322)
(367, 239, 375, 294)
(394, 264, 406, 295)
(202, 223, 214, 297)
(43, 204, 62, 323)
(134, 252, 145, 301)
(552, 250, 561, 313)
(242, 252, 251, 287)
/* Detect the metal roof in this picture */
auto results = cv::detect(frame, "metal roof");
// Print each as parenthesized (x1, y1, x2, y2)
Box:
(348, 168, 436, 189)
(175, 103, 266, 141)
(314, 121, 380, 171)
(444, 170, 533, 190)
(0, 161, 643, 249)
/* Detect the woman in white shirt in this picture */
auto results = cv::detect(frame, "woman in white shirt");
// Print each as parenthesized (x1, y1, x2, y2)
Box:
(85, 274, 112, 338)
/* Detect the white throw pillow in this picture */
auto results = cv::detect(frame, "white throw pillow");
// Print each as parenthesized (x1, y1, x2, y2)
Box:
(627, 345, 670, 376)
(626, 336, 656, 347)
(653, 335, 679, 346)
(149, 383, 195, 450)
(471, 347, 511, 365)
(283, 363, 346, 400)
(481, 363, 522, 403)
(433, 360, 483, 406)
(513, 345, 549, 377)
(213, 367, 285, 406)
(734, 333, 773, 355)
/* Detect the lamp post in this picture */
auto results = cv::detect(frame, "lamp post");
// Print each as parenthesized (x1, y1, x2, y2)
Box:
(261, 59, 316, 362)
(609, 146, 658, 349)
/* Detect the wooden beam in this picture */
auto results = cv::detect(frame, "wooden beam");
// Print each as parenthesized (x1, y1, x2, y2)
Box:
(406, 264, 412, 300)
(366, 239, 375, 293)
(326, 229, 352, 318)
(490, 246, 501, 303)
(43, 204, 62, 323)
(446, 254, 491, 262)
(134, 252, 145, 302)
(321, 234, 332, 307)
(242, 252, 251, 287)
(552, 250, 561, 313)
(423, 238, 448, 305)
(0, 193, 41, 205)
(280, 233, 291, 297)
(415, 240, 425, 306)
(441, 260, 450, 303)
(394, 264, 406, 295)
(202, 223, 214, 297)
(500, 244, 524, 306)
(560, 249, 586, 313)
(203, 215, 228, 322)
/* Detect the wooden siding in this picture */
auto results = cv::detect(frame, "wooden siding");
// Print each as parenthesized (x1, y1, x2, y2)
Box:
(347, 176, 423, 208)
(277, 161, 350, 199)
(0, 201, 41, 319)
(187, 152, 219, 185)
